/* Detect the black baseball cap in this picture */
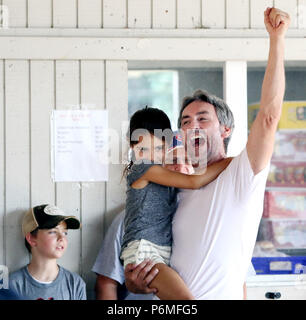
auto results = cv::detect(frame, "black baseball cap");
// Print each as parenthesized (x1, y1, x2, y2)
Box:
(22, 204, 80, 236)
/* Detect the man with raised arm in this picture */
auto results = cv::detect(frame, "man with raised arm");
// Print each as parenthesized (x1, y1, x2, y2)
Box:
(124, 7, 290, 299)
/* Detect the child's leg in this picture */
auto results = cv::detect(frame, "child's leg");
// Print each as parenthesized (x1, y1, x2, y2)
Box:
(148, 263, 194, 300)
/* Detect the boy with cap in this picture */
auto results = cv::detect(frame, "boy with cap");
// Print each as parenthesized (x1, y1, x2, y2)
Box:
(9, 204, 86, 300)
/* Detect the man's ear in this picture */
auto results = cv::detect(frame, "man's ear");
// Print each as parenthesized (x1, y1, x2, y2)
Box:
(221, 126, 231, 139)
(25, 232, 37, 249)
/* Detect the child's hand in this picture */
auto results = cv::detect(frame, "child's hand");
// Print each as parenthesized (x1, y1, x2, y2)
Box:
(124, 260, 159, 294)
(224, 157, 234, 165)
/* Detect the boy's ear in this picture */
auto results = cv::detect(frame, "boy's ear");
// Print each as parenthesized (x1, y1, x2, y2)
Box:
(25, 232, 37, 248)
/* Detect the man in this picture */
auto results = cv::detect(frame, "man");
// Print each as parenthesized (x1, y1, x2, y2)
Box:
(93, 136, 254, 299)
(124, 7, 290, 299)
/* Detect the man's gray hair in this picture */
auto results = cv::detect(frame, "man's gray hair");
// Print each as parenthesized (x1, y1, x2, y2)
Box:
(178, 89, 235, 154)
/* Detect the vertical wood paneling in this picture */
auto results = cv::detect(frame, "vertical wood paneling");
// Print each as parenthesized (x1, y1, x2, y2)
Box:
(202, 0, 225, 28)
(80, 60, 106, 296)
(80, 61, 105, 109)
(298, 0, 306, 28)
(128, 0, 151, 28)
(152, 0, 176, 28)
(2, 0, 27, 27)
(250, 0, 273, 29)
(28, 0, 52, 27)
(103, 0, 127, 28)
(0, 61, 4, 265)
(223, 61, 248, 157)
(226, 0, 249, 28)
(274, 0, 298, 29)
(105, 60, 128, 230)
(78, 0, 102, 28)
(5, 60, 30, 272)
(30, 61, 55, 206)
(177, 0, 201, 29)
(55, 60, 81, 273)
(53, 0, 77, 28)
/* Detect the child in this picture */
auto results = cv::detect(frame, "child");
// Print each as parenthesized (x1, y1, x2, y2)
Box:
(9, 204, 86, 300)
(120, 107, 232, 300)
(93, 134, 195, 300)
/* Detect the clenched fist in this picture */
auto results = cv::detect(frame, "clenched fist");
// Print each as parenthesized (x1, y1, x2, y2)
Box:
(264, 7, 290, 38)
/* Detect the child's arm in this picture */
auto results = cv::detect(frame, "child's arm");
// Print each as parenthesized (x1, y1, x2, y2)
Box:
(138, 157, 233, 189)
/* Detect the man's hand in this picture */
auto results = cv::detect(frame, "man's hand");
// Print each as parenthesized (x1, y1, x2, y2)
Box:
(124, 260, 159, 294)
(264, 7, 290, 38)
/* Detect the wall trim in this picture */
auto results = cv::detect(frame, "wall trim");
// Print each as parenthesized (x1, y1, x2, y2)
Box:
(0, 35, 305, 61)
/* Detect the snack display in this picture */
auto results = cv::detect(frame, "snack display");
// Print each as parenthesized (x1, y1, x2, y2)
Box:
(257, 219, 306, 249)
(267, 161, 306, 188)
(249, 100, 306, 259)
(278, 102, 306, 129)
(270, 220, 306, 249)
(263, 190, 306, 219)
(248, 101, 306, 129)
(272, 130, 306, 161)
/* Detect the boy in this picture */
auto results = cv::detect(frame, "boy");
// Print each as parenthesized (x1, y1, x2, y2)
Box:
(9, 204, 86, 300)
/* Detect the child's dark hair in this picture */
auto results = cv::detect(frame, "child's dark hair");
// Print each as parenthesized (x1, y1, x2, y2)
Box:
(24, 228, 39, 253)
(124, 107, 173, 176)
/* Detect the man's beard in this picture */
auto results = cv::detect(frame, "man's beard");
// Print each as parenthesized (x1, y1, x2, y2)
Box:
(185, 129, 208, 168)
(185, 131, 224, 169)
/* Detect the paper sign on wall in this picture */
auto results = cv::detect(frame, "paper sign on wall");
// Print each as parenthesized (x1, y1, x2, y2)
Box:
(51, 110, 108, 182)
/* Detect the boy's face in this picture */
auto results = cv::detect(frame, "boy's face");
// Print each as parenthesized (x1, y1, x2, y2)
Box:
(31, 221, 68, 259)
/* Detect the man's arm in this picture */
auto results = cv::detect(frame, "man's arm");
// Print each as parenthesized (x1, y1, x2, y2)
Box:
(247, 7, 290, 175)
(95, 274, 118, 300)
(91, 212, 126, 300)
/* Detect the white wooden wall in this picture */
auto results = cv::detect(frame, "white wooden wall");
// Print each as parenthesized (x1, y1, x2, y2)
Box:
(0, 59, 128, 297)
(1, 0, 305, 29)
(0, 0, 305, 298)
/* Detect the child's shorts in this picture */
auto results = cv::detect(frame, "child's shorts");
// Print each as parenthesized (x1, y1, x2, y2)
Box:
(120, 239, 171, 269)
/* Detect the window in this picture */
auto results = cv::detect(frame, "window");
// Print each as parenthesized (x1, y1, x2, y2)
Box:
(128, 70, 179, 129)
(128, 63, 223, 130)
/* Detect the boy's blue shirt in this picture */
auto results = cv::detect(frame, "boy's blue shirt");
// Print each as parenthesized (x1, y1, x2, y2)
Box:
(9, 265, 86, 300)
